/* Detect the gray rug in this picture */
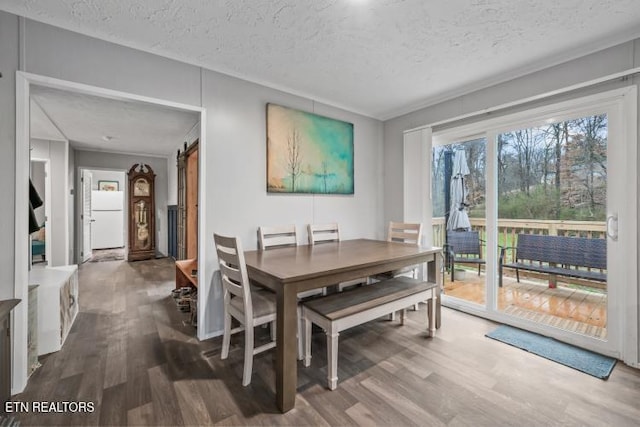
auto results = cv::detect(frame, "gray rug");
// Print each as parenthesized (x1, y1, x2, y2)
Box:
(89, 248, 125, 262)
(486, 325, 616, 379)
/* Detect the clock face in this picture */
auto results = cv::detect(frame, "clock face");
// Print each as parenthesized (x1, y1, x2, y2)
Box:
(133, 178, 150, 196)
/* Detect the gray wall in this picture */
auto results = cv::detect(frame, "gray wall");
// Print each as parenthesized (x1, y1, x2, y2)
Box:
(75, 151, 170, 258)
(90, 170, 126, 192)
(6, 16, 384, 339)
(0, 12, 19, 300)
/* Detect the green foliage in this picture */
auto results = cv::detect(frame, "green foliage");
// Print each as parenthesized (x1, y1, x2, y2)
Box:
(496, 186, 605, 221)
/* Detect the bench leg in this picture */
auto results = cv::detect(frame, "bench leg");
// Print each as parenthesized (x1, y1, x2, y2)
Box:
(303, 315, 312, 367)
(516, 268, 520, 283)
(400, 309, 406, 325)
(327, 327, 339, 390)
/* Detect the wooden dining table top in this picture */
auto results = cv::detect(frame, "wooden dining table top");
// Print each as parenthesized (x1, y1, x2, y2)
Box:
(244, 238, 442, 286)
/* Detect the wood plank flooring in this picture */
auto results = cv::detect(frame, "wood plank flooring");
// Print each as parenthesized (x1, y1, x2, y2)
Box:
(12, 258, 640, 426)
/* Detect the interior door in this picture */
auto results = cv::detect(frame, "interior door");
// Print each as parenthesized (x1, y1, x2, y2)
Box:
(82, 169, 93, 263)
(186, 145, 199, 259)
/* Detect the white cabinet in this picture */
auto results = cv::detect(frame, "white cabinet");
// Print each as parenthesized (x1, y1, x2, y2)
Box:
(29, 265, 79, 355)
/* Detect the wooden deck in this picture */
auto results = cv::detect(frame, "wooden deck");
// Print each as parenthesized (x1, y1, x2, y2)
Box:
(444, 270, 607, 339)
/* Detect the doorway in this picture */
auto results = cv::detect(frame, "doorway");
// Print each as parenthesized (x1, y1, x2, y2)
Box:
(14, 71, 207, 395)
(80, 168, 126, 263)
(431, 87, 637, 359)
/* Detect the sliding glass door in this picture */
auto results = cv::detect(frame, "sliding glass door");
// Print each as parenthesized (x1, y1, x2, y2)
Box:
(431, 88, 636, 358)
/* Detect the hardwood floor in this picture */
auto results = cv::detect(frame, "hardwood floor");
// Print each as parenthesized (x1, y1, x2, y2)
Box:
(12, 258, 640, 426)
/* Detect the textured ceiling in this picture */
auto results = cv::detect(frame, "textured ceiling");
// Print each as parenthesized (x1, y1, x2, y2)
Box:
(30, 85, 200, 156)
(3, 1, 640, 119)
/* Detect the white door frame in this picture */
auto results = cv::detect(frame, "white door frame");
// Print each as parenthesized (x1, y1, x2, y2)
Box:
(15, 71, 207, 394)
(431, 86, 638, 365)
(80, 168, 93, 263)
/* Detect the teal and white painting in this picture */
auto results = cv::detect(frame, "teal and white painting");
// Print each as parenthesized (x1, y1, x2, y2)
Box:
(267, 103, 354, 194)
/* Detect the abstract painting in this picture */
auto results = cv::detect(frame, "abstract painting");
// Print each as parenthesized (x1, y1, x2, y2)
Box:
(267, 103, 354, 194)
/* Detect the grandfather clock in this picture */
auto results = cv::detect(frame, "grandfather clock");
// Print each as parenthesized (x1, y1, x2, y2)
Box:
(127, 163, 156, 261)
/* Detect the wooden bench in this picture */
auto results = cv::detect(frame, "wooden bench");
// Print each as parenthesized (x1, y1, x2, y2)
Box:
(499, 234, 606, 288)
(301, 276, 438, 390)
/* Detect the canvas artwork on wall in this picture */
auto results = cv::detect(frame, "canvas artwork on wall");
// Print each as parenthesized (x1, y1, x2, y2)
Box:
(267, 103, 354, 194)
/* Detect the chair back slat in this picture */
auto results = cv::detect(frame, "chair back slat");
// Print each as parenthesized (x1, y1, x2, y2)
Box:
(308, 223, 340, 245)
(388, 222, 422, 245)
(214, 233, 252, 312)
(258, 225, 297, 250)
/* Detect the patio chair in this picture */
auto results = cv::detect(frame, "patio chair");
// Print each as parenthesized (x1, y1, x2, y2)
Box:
(444, 230, 485, 281)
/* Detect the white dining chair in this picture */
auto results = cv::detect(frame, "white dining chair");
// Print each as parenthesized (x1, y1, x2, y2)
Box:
(373, 221, 424, 314)
(258, 224, 324, 360)
(215, 233, 277, 386)
(307, 223, 367, 291)
(386, 221, 423, 278)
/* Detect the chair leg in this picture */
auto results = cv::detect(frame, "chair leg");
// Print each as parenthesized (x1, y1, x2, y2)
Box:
(297, 306, 303, 361)
(303, 315, 312, 367)
(451, 260, 455, 281)
(242, 325, 254, 386)
(221, 310, 232, 360)
(477, 264, 481, 276)
(327, 327, 339, 390)
(516, 268, 520, 283)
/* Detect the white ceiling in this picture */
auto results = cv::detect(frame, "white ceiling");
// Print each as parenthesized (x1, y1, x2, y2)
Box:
(30, 85, 200, 156)
(3, 1, 640, 120)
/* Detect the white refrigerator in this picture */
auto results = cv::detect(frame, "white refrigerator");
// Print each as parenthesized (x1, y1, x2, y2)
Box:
(91, 190, 124, 249)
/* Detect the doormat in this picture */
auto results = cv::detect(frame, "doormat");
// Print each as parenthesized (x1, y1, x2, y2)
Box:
(485, 325, 616, 379)
(89, 248, 125, 262)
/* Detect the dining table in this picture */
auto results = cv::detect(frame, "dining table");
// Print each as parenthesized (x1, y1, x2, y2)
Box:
(243, 238, 443, 413)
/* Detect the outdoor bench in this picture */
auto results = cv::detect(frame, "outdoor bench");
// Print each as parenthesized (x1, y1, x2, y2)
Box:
(499, 233, 606, 288)
(301, 276, 437, 390)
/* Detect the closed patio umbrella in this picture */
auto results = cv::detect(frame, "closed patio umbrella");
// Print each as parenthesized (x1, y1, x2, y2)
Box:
(446, 149, 471, 231)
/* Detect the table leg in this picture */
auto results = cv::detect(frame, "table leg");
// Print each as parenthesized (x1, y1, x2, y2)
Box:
(276, 284, 298, 412)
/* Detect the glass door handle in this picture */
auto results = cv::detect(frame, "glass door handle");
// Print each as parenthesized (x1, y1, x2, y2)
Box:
(606, 214, 618, 241)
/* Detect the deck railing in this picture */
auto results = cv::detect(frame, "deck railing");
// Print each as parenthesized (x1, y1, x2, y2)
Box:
(433, 217, 606, 263)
